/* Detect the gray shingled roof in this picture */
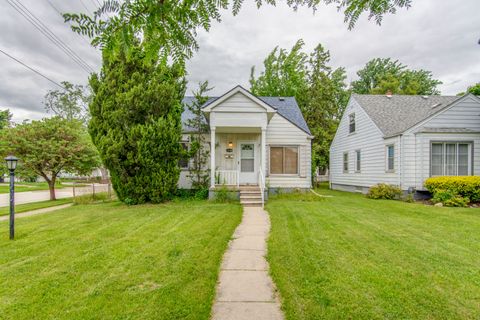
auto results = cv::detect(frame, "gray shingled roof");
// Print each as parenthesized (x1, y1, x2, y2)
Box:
(352, 94, 462, 137)
(181, 96, 311, 135)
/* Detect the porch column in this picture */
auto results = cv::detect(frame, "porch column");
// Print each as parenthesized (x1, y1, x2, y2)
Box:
(210, 127, 216, 188)
(261, 127, 266, 188)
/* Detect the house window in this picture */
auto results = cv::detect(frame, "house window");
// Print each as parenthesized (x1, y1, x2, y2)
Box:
(431, 142, 472, 176)
(349, 113, 356, 133)
(355, 150, 361, 172)
(270, 146, 298, 174)
(179, 142, 189, 169)
(343, 152, 349, 173)
(387, 145, 395, 171)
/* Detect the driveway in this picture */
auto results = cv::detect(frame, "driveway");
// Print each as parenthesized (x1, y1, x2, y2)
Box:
(0, 184, 110, 207)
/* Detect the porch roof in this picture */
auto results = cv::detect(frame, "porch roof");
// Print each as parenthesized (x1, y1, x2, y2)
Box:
(181, 95, 311, 135)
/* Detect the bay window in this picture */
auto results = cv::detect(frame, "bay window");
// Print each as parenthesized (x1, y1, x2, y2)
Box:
(270, 146, 298, 175)
(431, 142, 472, 176)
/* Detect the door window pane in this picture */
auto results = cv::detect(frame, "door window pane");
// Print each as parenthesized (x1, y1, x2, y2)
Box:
(241, 159, 254, 172)
(240, 144, 254, 172)
(284, 147, 298, 174)
(241, 144, 254, 158)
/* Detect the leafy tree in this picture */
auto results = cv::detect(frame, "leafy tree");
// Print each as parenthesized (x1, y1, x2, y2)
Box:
(186, 81, 212, 190)
(89, 45, 186, 204)
(250, 40, 348, 172)
(1, 117, 99, 200)
(458, 83, 480, 96)
(0, 109, 12, 130)
(64, 0, 413, 61)
(352, 58, 442, 95)
(43, 81, 91, 123)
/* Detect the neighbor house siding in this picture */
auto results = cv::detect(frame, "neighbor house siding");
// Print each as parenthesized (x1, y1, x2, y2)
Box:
(266, 114, 312, 189)
(402, 95, 480, 190)
(330, 98, 400, 192)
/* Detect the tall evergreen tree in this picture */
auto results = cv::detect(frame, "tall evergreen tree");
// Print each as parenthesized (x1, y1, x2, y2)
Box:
(89, 45, 186, 204)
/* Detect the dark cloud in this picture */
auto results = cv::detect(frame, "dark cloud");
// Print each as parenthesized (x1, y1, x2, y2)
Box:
(1, 0, 479, 121)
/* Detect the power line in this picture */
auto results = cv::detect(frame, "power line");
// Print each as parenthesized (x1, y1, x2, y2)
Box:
(6, 0, 95, 74)
(0, 48, 65, 90)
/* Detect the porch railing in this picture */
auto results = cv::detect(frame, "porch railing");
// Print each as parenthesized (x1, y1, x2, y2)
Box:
(217, 170, 239, 187)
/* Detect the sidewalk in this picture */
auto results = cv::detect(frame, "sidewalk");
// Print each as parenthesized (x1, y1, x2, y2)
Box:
(0, 203, 72, 222)
(211, 207, 284, 320)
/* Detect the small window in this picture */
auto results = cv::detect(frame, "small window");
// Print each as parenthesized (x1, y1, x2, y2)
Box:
(349, 113, 356, 133)
(179, 142, 189, 169)
(387, 145, 395, 171)
(270, 146, 299, 175)
(355, 150, 361, 172)
(343, 152, 349, 173)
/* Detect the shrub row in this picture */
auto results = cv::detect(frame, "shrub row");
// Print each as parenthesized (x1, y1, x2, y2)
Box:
(425, 176, 480, 206)
(366, 183, 402, 200)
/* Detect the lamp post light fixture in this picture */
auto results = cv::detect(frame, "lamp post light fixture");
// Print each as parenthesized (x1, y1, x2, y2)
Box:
(5, 155, 18, 240)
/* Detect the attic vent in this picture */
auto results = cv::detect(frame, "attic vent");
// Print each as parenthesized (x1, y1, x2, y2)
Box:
(279, 97, 285, 101)
(422, 95, 429, 99)
(431, 103, 442, 108)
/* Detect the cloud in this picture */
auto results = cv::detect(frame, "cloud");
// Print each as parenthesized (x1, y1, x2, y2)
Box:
(1, 0, 479, 121)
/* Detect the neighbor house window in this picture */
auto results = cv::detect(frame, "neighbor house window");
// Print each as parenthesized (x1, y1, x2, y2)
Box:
(343, 152, 349, 173)
(387, 145, 395, 171)
(355, 150, 361, 172)
(270, 146, 298, 174)
(431, 142, 472, 176)
(349, 113, 356, 133)
(179, 142, 189, 169)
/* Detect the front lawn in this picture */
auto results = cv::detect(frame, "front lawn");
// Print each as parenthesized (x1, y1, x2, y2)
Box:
(267, 186, 480, 319)
(0, 200, 242, 319)
(0, 198, 73, 216)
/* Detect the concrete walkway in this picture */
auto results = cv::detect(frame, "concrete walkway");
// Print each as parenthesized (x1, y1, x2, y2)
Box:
(212, 207, 284, 320)
(0, 204, 73, 222)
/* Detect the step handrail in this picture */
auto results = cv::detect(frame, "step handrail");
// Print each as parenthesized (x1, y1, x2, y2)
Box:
(258, 168, 265, 208)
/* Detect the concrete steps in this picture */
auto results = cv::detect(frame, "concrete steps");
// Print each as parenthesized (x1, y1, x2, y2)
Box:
(239, 185, 264, 207)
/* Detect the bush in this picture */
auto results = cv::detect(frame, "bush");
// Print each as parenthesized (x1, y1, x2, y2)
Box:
(431, 190, 469, 207)
(425, 176, 480, 203)
(212, 186, 236, 203)
(366, 183, 402, 200)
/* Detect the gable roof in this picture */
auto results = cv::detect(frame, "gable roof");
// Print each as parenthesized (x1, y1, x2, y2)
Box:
(182, 95, 311, 135)
(352, 94, 463, 137)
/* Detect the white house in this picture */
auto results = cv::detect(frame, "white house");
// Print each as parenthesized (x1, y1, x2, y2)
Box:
(179, 86, 313, 204)
(330, 93, 480, 195)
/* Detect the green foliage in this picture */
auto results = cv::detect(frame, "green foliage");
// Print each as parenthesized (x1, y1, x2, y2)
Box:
(424, 176, 480, 203)
(431, 190, 469, 207)
(43, 81, 91, 123)
(64, 0, 412, 62)
(186, 81, 212, 189)
(0, 109, 12, 130)
(88, 45, 186, 204)
(351, 58, 442, 95)
(73, 192, 110, 205)
(250, 40, 349, 172)
(458, 83, 480, 96)
(212, 185, 236, 203)
(366, 183, 402, 200)
(0, 117, 99, 200)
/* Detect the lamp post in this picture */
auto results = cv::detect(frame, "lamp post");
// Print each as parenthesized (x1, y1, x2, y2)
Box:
(5, 156, 18, 240)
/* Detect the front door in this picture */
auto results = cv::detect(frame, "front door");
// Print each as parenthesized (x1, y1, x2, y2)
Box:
(239, 142, 257, 184)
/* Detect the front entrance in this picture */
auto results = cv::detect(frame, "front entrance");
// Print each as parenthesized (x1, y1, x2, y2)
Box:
(238, 142, 257, 184)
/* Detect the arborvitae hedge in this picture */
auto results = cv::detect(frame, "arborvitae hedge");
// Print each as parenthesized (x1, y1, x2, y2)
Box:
(89, 47, 186, 204)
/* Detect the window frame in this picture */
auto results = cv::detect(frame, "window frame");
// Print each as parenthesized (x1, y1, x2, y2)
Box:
(386, 144, 395, 172)
(349, 113, 356, 134)
(355, 150, 361, 173)
(269, 145, 300, 176)
(179, 141, 190, 170)
(343, 152, 349, 173)
(430, 141, 473, 176)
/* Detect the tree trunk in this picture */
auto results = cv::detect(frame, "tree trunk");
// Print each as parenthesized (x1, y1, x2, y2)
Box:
(47, 177, 56, 201)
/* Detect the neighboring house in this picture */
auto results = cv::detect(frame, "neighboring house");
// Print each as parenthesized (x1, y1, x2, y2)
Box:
(179, 85, 313, 197)
(330, 93, 480, 195)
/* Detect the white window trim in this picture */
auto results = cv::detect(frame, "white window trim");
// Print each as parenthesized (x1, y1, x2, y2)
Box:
(269, 145, 300, 176)
(386, 144, 395, 173)
(430, 141, 473, 176)
(355, 150, 361, 173)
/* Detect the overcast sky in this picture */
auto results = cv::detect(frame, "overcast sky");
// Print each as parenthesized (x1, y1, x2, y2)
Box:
(1, 0, 479, 122)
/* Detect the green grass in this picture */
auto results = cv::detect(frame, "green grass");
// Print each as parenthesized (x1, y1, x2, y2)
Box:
(0, 198, 73, 216)
(0, 182, 67, 194)
(0, 200, 242, 319)
(267, 186, 480, 319)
